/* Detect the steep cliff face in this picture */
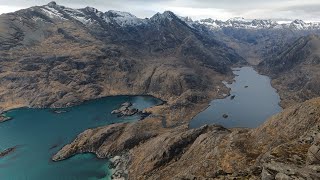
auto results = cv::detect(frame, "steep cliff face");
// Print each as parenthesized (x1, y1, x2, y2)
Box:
(0, 2, 244, 125)
(259, 35, 320, 107)
(53, 97, 320, 179)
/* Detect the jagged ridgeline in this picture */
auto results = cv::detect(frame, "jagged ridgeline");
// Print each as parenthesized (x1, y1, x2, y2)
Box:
(0, 1, 244, 113)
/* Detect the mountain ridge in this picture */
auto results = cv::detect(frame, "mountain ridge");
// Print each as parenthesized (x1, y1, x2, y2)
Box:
(7, 1, 320, 31)
(0, 1, 244, 127)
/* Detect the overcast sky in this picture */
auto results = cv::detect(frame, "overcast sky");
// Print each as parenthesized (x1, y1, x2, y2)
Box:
(0, 0, 319, 22)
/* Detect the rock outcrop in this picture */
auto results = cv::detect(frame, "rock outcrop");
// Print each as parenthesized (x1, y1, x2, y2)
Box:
(0, 146, 17, 158)
(53, 97, 320, 179)
(0, 114, 12, 123)
(111, 102, 139, 117)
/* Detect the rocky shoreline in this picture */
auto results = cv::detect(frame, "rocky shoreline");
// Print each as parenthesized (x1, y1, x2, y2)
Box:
(52, 97, 320, 179)
(0, 146, 17, 158)
(111, 102, 139, 117)
(0, 114, 13, 123)
(109, 153, 130, 180)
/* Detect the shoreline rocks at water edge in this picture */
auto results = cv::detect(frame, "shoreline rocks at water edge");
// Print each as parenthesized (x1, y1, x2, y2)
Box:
(0, 113, 13, 123)
(111, 102, 139, 117)
(0, 146, 17, 158)
(109, 153, 130, 180)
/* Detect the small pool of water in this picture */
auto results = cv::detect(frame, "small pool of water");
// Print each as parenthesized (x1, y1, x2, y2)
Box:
(189, 67, 282, 128)
(0, 95, 161, 180)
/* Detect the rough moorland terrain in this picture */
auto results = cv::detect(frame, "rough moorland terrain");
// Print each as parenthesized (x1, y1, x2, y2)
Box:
(53, 97, 320, 179)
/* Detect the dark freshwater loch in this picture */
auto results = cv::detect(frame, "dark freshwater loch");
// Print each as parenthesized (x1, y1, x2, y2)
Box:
(189, 66, 282, 129)
(0, 96, 161, 180)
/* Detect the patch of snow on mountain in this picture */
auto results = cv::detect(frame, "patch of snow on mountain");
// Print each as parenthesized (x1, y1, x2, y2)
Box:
(178, 16, 195, 28)
(106, 10, 146, 26)
(32, 16, 45, 22)
(290, 20, 308, 30)
(63, 8, 93, 24)
(196, 17, 320, 30)
(227, 17, 251, 23)
(41, 6, 66, 20)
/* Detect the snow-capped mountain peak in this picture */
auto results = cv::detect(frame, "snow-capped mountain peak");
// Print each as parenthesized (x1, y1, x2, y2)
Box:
(289, 19, 307, 30)
(191, 17, 320, 30)
(150, 11, 177, 22)
(104, 10, 146, 26)
(227, 17, 251, 23)
(30, 2, 320, 31)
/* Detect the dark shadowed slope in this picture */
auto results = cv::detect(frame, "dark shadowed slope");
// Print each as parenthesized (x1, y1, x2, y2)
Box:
(259, 35, 320, 107)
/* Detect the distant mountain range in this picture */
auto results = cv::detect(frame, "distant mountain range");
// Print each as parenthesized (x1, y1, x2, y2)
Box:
(195, 18, 320, 30)
(17, 2, 320, 31)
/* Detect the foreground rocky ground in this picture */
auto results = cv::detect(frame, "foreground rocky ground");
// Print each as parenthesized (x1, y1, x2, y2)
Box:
(53, 98, 320, 179)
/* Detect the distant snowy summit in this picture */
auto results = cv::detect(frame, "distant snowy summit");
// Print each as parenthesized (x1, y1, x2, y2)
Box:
(28, 2, 320, 31)
(196, 17, 320, 30)
(30, 2, 180, 27)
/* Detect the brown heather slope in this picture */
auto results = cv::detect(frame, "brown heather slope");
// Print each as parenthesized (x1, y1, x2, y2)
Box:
(0, 2, 244, 125)
(259, 35, 320, 108)
(53, 97, 320, 179)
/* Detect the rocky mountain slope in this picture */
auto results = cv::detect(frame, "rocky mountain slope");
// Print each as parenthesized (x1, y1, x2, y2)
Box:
(53, 97, 320, 179)
(0, 2, 244, 124)
(259, 35, 320, 107)
(189, 17, 320, 65)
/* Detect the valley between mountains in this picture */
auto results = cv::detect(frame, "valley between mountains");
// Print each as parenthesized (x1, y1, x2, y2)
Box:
(1, 2, 320, 179)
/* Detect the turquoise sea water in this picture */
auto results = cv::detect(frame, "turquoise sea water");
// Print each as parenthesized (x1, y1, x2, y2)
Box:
(190, 67, 282, 128)
(0, 95, 161, 180)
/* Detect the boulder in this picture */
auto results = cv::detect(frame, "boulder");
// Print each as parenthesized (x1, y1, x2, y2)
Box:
(222, 114, 229, 118)
(275, 173, 291, 180)
(307, 144, 320, 165)
(261, 167, 274, 180)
